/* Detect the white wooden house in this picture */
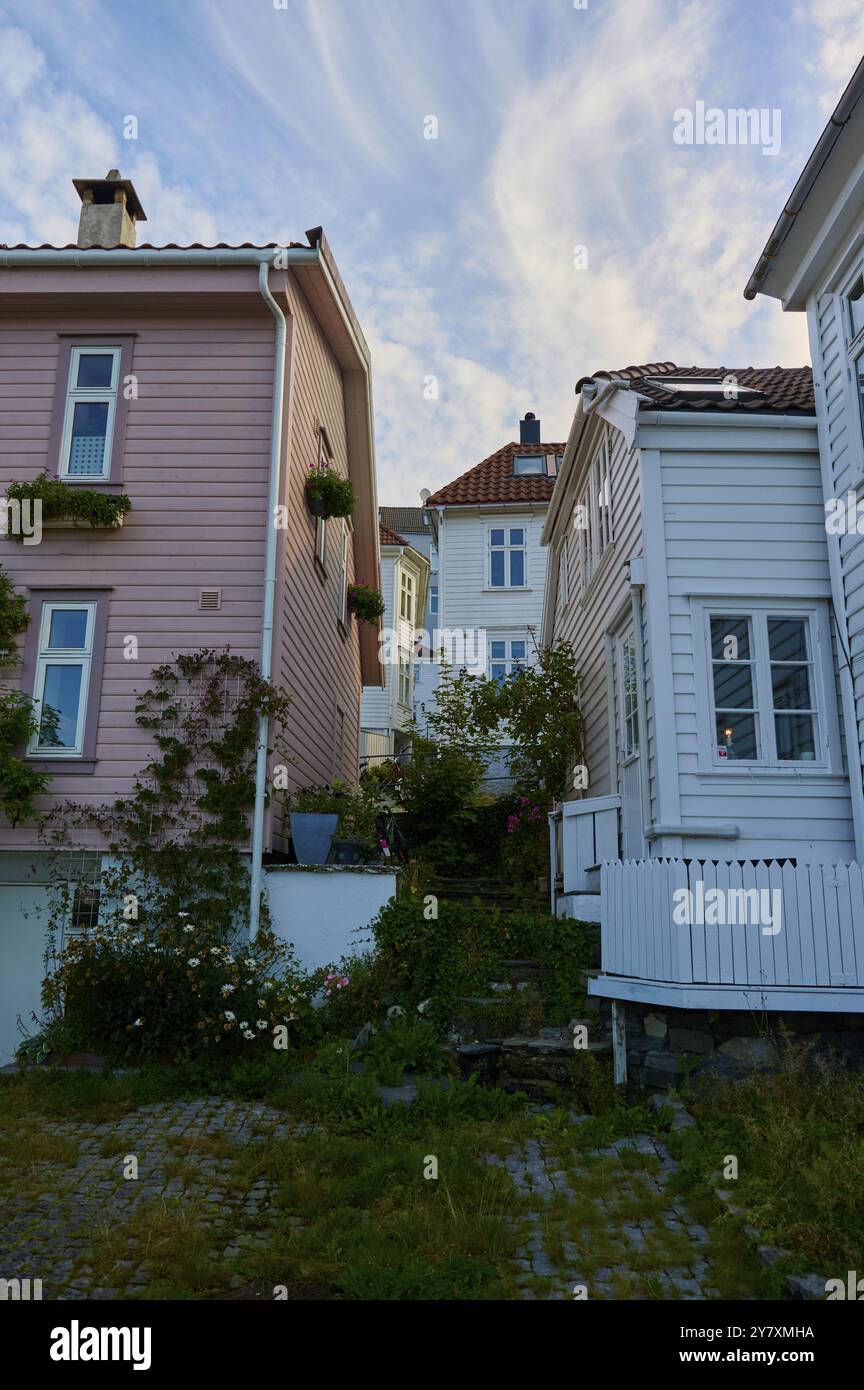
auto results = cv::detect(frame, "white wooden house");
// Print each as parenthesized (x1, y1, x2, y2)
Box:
(420, 414, 564, 780)
(745, 54, 864, 863)
(360, 520, 429, 763)
(541, 362, 864, 1062)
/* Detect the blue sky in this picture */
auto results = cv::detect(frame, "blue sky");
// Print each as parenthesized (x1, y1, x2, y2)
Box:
(1, 0, 862, 501)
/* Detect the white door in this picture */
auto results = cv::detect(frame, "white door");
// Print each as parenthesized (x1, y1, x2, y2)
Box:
(616, 629, 646, 860)
(0, 884, 51, 1065)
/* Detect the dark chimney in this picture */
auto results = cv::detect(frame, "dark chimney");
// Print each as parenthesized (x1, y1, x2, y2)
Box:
(519, 411, 541, 444)
(72, 170, 147, 249)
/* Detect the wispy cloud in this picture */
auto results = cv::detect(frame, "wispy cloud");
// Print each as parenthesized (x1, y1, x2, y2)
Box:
(0, 0, 851, 500)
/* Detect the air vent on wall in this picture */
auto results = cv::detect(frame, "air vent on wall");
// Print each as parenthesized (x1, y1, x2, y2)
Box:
(198, 588, 222, 612)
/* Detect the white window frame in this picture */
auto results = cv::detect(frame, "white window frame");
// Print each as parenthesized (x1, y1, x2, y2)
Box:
(575, 429, 613, 593)
(29, 601, 97, 757)
(58, 347, 121, 481)
(558, 543, 569, 612)
(315, 515, 327, 568)
(400, 569, 414, 624)
(618, 631, 639, 759)
(840, 267, 864, 486)
(513, 454, 545, 476)
(397, 654, 411, 708)
(488, 525, 527, 589)
(429, 582, 439, 617)
(488, 634, 529, 682)
(693, 599, 837, 772)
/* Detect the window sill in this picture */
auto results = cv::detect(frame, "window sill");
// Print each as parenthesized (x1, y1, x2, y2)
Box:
(25, 757, 98, 776)
(313, 556, 327, 584)
(337, 619, 349, 642)
(482, 587, 533, 593)
(696, 766, 844, 781)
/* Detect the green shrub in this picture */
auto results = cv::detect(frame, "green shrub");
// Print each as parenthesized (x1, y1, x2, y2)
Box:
(6, 475, 131, 532)
(346, 584, 385, 623)
(43, 913, 316, 1064)
(359, 1015, 443, 1085)
(305, 463, 356, 518)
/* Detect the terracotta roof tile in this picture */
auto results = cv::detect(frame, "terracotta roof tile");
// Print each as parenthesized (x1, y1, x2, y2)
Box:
(575, 362, 814, 414)
(379, 521, 410, 546)
(427, 441, 565, 507)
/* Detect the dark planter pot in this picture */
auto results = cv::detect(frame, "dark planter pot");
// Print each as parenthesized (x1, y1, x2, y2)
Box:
(331, 838, 367, 865)
(289, 811, 339, 865)
(305, 486, 328, 519)
(457, 1042, 501, 1086)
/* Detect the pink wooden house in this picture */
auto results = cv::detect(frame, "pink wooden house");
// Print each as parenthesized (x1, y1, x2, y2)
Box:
(0, 172, 384, 1059)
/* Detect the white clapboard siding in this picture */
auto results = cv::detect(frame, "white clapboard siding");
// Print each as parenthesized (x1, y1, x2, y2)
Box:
(601, 858, 864, 989)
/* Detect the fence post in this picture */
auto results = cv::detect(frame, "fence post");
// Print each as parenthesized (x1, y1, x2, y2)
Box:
(611, 999, 627, 1087)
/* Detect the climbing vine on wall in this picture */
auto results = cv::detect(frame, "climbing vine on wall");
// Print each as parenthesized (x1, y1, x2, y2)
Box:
(43, 649, 294, 937)
(0, 564, 51, 826)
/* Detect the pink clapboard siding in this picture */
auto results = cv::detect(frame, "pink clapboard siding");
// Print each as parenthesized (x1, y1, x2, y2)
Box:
(0, 265, 366, 852)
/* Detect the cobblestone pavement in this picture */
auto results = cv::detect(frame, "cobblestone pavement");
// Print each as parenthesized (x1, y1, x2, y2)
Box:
(0, 1100, 309, 1300)
(2, 1098, 718, 1301)
(485, 1132, 720, 1300)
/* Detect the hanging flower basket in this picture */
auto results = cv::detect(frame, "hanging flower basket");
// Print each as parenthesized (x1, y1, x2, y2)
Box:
(347, 583, 385, 624)
(305, 461, 356, 519)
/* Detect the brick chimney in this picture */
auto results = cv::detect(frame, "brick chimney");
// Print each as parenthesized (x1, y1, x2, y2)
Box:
(72, 169, 147, 248)
(519, 411, 541, 444)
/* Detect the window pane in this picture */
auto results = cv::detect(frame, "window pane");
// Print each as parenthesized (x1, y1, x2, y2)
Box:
(509, 529, 524, 545)
(712, 661, 754, 709)
(513, 456, 543, 475)
(37, 664, 83, 748)
(490, 529, 505, 546)
(715, 712, 757, 760)
(771, 664, 812, 710)
(710, 616, 751, 661)
(48, 609, 88, 650)
(850, 277, 864, 338)
(490, 641, 506, 659)
(768, 618, 807, 663)
(775, 712, 816, 760)
(491, 663, 507, 683)
(509, 549, 525, 586)
(490, 551, 505, 586)
(76, 353, 114, 388)
(511, 641, 526, 660)
(68, 401, 109, 475)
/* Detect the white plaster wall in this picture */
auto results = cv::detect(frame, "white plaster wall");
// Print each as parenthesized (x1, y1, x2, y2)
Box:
(265, 867, 397, 971)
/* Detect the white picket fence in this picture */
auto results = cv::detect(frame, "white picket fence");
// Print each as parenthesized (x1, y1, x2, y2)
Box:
(601, 858, 864, 989)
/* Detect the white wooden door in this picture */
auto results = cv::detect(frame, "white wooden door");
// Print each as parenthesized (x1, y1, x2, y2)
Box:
(615, 628, 646, 860)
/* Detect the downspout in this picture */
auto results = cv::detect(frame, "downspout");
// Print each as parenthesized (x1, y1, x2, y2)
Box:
(628, 567, 652, 851)
(249, 258, 288, 940)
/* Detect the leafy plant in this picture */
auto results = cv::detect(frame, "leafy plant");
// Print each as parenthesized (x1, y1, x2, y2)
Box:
(305, 461, 356, 518)
(359, 1015, 443, 1086)
(0, 564, 51, 825)
(286, 780, 379, 852)
(42, 911, 314, 1064)
(347, 583, 385, 624)
(5, 475, 131, 533)
(398, 733, 487, 874)
(40, 649, 293, 939)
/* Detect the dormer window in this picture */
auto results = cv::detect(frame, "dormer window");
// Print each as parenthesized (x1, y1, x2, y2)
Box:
(513, 454, 545, 476)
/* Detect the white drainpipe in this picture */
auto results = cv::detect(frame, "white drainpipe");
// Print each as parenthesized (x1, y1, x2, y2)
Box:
(249, 260, 288, 939)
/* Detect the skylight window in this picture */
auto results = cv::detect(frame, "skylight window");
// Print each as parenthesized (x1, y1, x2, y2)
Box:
(644, 376, 763, 398)
(513, 454, 545, 476)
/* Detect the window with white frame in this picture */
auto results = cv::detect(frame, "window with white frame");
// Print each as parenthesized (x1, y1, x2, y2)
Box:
(845, 274, 864, 451)
(315, 516, 327, 568)
(707, 609, 822, 764)
(619, 634, 639, 757)
(400, 569, 414, 623)
(429, 582, 438, 617)
(59, 347, 121, 480)
(489, 526, 526, 588)
(558, 545, 569, 611)
(337, 520, 349, 624)
(30, 602, 96, 756)
(398, 654, 410, 706)
(489, 636, 527, 683)
(575, 431, 613, 592)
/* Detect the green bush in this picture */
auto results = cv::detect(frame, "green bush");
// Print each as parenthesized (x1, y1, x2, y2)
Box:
(42, 913, 316, 1064)
(305, 464, 356, 518)
(399, 735, 487, 874)
(6, 475, 130, 532)
(322, 897, 600, 1033)
(359, 1015, 443, 1085)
